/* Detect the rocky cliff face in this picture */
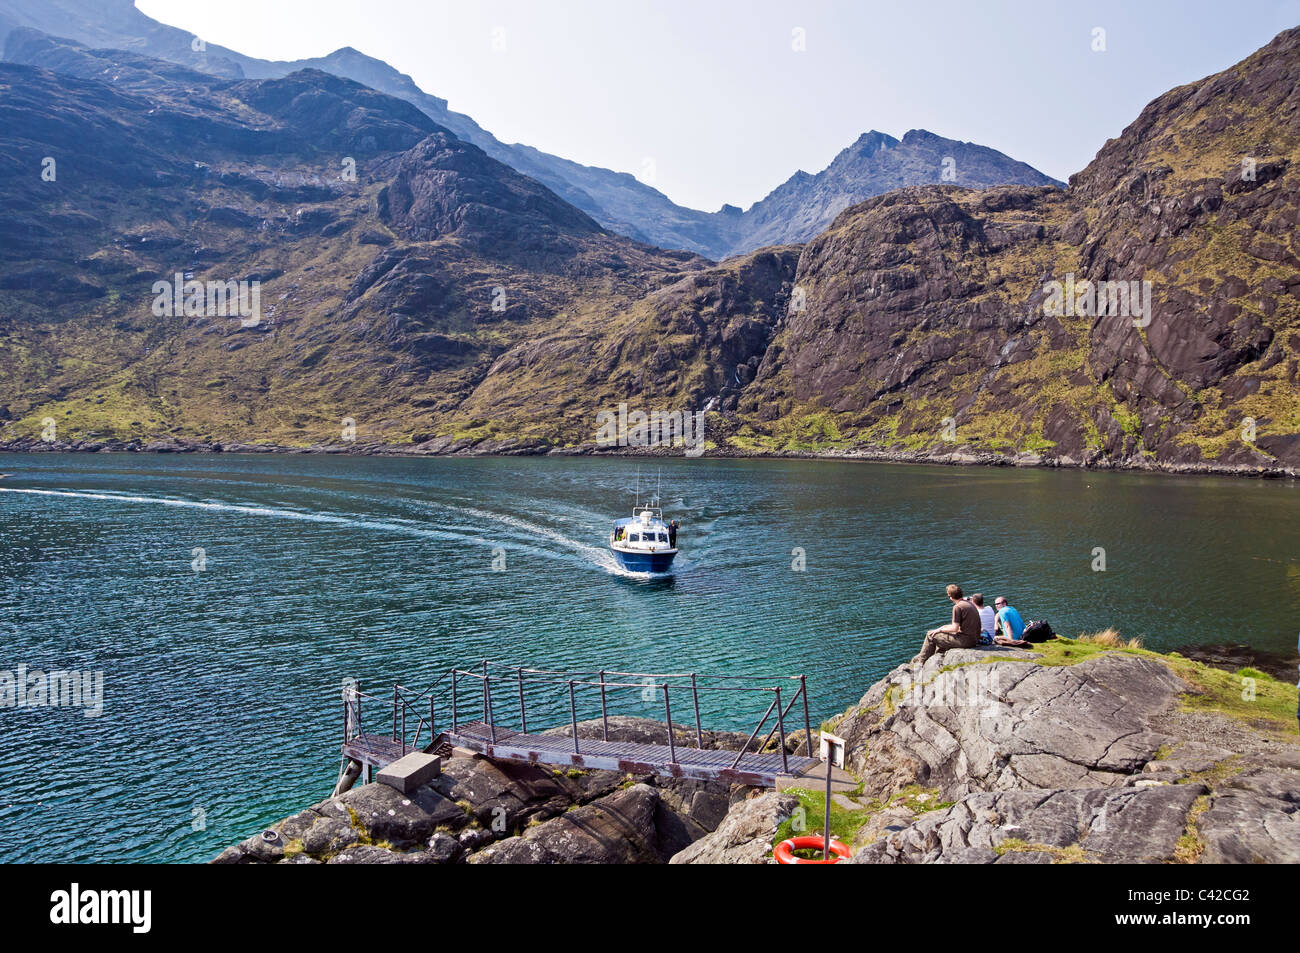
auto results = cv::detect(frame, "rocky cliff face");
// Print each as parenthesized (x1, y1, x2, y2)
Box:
(833, 645, 1300, 864)
(666, 639, 1300, 865)
(738, 27, 1300, 469)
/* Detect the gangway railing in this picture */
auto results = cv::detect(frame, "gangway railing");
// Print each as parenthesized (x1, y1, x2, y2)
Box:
(340, 661, 815, 777)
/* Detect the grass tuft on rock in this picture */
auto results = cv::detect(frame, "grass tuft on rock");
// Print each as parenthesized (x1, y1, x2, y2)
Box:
(1173, 795, 1211, 864)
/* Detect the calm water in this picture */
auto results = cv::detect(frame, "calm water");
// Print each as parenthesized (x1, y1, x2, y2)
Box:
(1, 453, 1297, 862)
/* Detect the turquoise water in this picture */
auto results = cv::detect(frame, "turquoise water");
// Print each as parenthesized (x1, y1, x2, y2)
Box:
(0, 453, 1297, 862)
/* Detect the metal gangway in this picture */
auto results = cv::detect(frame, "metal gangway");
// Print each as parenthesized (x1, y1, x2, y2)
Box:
(339, 661, 823, 788)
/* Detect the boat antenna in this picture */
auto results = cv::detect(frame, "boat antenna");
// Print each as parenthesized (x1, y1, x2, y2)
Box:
(656, 468, 661, 510)
(635, 467, 640, 509)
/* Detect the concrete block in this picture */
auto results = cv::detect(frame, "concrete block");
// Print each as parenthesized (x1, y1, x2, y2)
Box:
(376, 752, 441, 794)
(776, 762, 858, 794)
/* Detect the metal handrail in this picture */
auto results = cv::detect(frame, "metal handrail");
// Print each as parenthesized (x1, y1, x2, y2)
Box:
(449, 669, 789, 693)
(346, 660, 816, 774)
(477, 659, 805, 682)
(449, 663, 810, 770)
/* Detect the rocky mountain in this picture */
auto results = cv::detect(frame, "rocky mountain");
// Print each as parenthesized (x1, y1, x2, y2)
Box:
(732, 129, 1062, 253)
(0, 0, 1060, 258)
(734, 25, 1300, 470)
(0, 22, 1297, 474)
(0, 51, 708, 447)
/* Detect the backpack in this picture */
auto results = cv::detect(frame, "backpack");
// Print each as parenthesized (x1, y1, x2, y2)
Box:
(1023, 620, 1055, 642)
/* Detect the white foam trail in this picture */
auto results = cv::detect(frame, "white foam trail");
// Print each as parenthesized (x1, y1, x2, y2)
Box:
(0, 487, 499, 549)
(451, 503, 625, 571)
(483, 506, 689, 577)
(448, 503, 686, 578)
(426, 499, 672, 578)
(0, 487, 612, 571)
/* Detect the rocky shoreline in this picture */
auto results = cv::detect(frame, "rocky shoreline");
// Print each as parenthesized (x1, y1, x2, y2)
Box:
(3, 436, 1297, 481)
(215, 638, 1300, 864)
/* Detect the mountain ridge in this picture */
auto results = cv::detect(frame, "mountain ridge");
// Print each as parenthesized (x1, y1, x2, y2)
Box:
(735, 127, 1063, 254)
(0, 0, 1062, 259)
(0, 16, 1296, 474)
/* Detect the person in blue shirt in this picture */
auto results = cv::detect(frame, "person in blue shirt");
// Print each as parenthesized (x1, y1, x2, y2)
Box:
(993, 597, 1025, 642)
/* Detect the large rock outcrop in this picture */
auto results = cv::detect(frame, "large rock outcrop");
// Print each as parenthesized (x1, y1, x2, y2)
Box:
(837, 648, 1186, 797)
(471, 783, 671, 864)
(830, 646, 1300, 864)
(852, 784, 1210, 864)
(213, 717, 757, 865)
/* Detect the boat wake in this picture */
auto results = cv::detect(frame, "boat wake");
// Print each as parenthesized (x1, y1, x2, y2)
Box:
(0, 487, 648, 576)
(446, 502, 648, 577)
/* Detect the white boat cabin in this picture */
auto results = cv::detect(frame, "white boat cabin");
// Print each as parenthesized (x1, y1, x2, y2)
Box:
(611, 506, 677, 553)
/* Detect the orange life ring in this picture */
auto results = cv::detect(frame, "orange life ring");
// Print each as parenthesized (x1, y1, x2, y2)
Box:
(774, 835, 851, 864)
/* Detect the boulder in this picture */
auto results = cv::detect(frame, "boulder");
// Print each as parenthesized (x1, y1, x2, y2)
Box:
(853, 784, 1209, 864)
(1199, 777, 1300, 863)
(470, 784, 665, 864)
(669, 792, 798, 864)
(838, 649, 1183, 800)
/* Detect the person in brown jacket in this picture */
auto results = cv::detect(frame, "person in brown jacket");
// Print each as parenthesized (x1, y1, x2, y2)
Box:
(913, 584, 982, 664)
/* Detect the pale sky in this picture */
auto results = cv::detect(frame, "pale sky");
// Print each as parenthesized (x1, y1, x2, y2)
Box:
(138, 0, 1300, 212)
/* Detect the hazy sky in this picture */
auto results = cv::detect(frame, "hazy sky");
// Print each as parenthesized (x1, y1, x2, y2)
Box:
(137, 0, 1300, 212)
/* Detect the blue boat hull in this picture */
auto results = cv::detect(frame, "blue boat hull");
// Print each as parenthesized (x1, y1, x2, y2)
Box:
(611, 549, 677, 573)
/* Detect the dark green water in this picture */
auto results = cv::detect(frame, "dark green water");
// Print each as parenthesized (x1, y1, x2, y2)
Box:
(0, 453, 1296, 862)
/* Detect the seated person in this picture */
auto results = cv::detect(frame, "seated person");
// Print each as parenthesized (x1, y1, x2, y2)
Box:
(970, 593, 996, 644)
(914, 585, 982, 664)
(993, 597, 1029, 646)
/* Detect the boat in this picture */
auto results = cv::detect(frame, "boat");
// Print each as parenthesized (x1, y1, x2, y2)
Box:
(609, 505, 679, 573)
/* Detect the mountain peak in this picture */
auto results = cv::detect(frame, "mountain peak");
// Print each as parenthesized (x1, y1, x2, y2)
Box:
(844, 130, 897, 157)
(728, 126, 1061, 253)
(376, 132, 605, 259)
(900, 128, 943, 143)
